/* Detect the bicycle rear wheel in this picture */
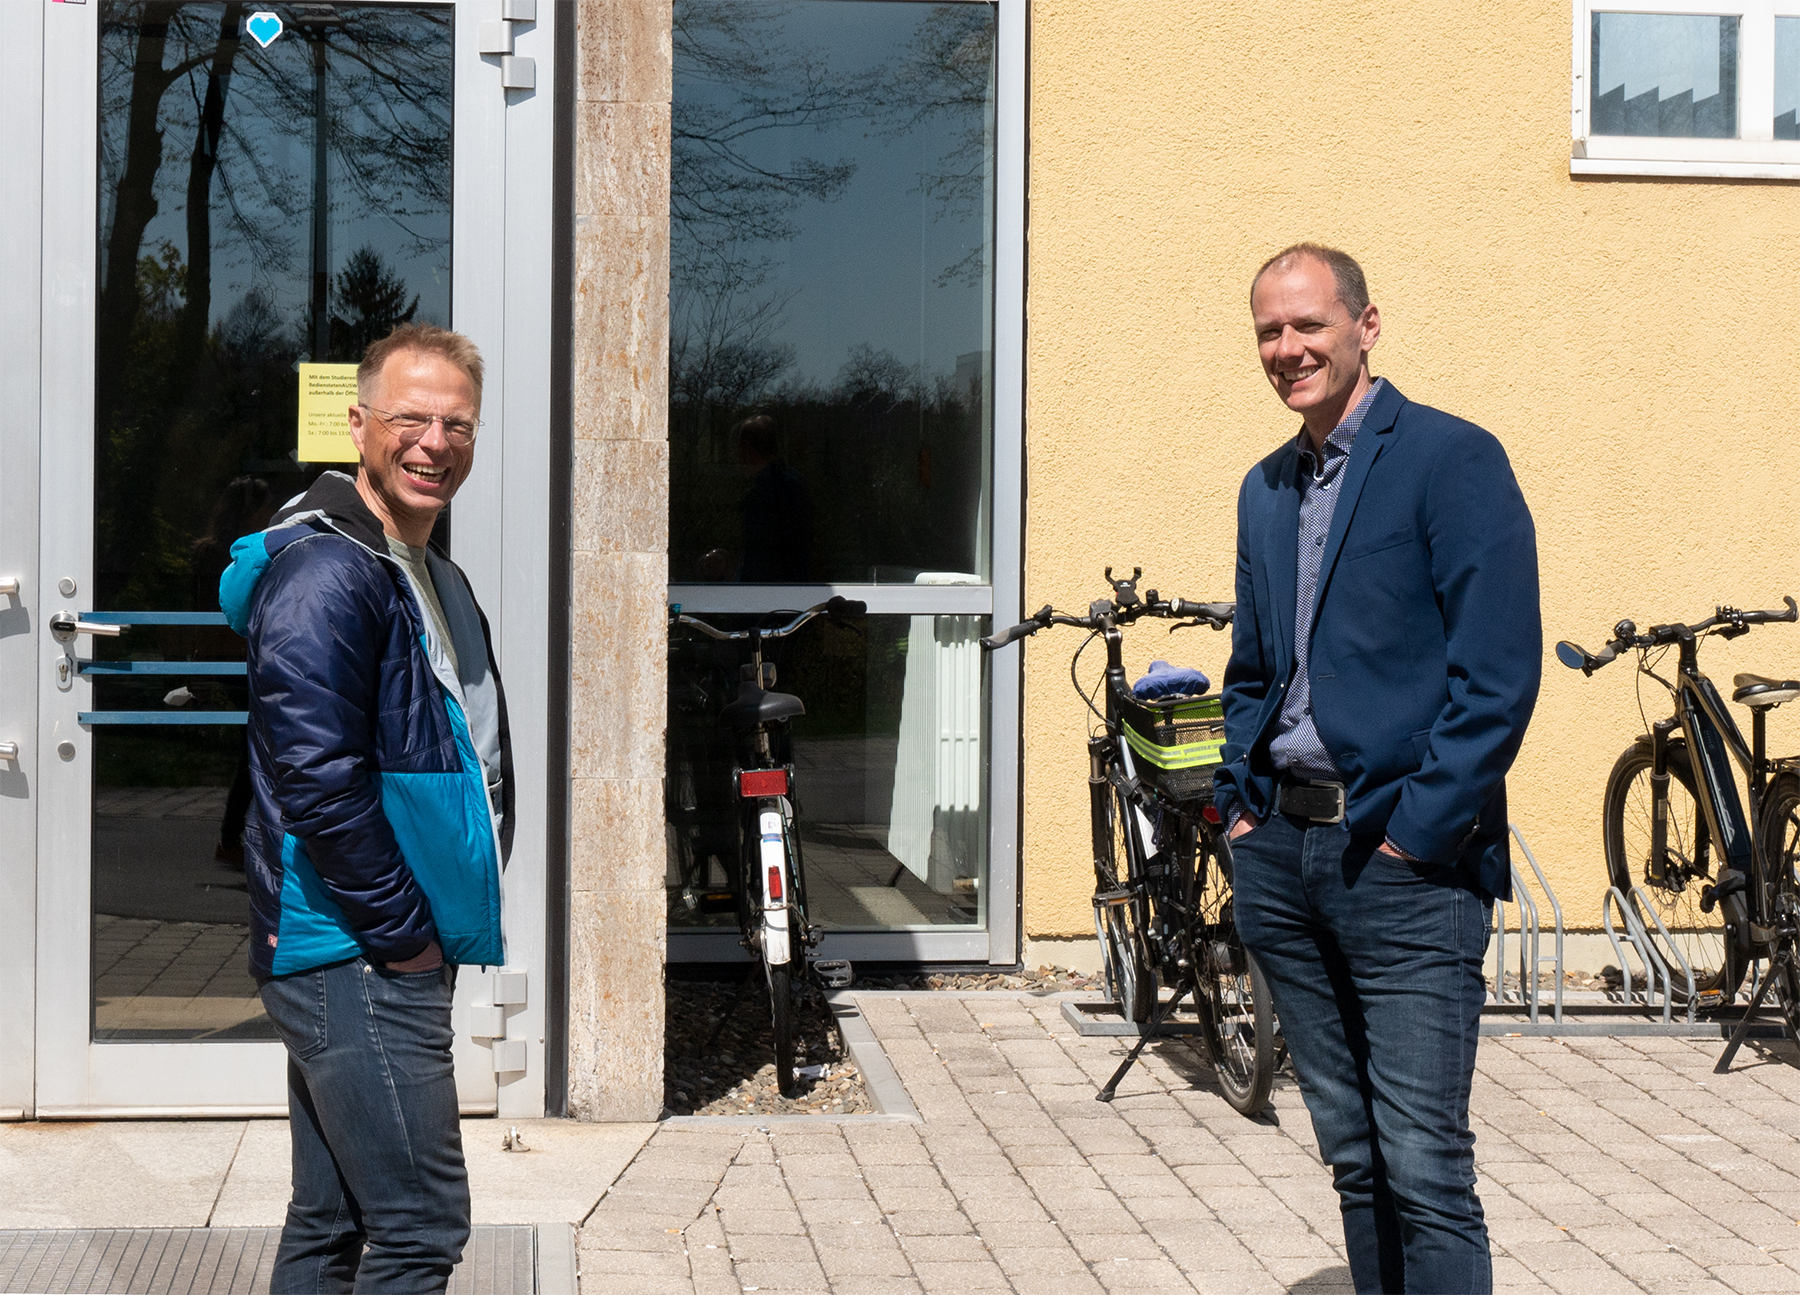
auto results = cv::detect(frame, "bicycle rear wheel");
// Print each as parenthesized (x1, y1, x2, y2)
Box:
(1758, 773, 1800, 903)
(1603, 739, 1741, 1000)
(1204, 941, 1273, 1115)
(1196, 835, 1274, 1114)
(768, 961, 799, 1097)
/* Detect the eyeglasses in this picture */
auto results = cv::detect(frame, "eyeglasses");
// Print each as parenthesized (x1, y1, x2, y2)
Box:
(359, 405, 481, 447)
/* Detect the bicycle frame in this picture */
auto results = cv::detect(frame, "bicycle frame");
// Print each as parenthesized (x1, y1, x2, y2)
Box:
(1648, 629, 1760, 884)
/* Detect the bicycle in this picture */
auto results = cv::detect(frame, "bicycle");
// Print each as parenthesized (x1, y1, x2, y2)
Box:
(981, 568, 1277, 1115)
(668, 596, 865, 1096)
(1557, 597, 1800, 1064)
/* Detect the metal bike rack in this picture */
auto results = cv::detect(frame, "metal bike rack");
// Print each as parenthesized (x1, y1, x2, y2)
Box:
(1490, 825, 1565, 1023)
(1602, 885, 1697, 1024)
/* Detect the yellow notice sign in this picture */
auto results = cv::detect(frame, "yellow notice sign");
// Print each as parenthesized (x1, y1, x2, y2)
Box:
(296, 363, 362, 463)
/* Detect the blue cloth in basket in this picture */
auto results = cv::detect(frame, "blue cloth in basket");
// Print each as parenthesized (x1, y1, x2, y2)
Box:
(1131, 659, 1211, 700)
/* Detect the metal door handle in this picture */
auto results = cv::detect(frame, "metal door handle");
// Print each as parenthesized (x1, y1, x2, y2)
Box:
(0, 577, 18, 597)
(50, 612, 126, 642)
(0, 743, 17, 760)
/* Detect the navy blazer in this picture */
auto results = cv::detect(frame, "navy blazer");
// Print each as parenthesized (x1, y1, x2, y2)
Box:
(1212, 381, 1541, 899)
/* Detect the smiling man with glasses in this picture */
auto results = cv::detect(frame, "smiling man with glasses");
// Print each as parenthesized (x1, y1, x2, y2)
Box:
(219, 323, 513, 1293)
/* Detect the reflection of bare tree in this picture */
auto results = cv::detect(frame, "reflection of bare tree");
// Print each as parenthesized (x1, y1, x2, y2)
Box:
(876, 6, 995, 286)
(670, 1, 997, 394)
(93, 2, 452, 611)
(673, 0, 864, 296)
(98, 2, 452, 362)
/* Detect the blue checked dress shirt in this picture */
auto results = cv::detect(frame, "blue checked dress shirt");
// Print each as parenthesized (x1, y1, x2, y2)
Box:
(1266, 378, 1386, 782)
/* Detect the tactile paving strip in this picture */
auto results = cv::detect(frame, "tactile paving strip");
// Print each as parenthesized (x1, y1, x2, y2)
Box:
(0, 1225, 535, 1294)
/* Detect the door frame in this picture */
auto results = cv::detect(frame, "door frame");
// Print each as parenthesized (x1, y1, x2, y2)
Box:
(0, 0, 46, 1124)
(11, 0, 557, 1119)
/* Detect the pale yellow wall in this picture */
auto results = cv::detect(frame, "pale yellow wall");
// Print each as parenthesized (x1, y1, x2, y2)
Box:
(1021, 0, 1800, 939)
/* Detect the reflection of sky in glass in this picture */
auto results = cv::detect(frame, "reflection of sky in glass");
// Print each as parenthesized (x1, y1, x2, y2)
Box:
(98, 5, 452, 345)
(1778, 18, 1800, 126)
(673, 1, 995, 388)
(1594, 13, 1726, 102)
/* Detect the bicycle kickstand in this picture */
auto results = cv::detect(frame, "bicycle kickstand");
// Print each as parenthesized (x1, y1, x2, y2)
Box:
(1097, 984, 1190, 1103)
(1715, 932, 1800, 1074)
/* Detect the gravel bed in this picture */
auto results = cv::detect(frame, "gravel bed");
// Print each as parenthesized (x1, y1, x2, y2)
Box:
(664, 974, 870, 1117)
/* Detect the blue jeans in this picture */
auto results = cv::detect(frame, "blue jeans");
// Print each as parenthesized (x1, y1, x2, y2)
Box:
(1231, 812, 1491, 1294)
(259, 958, 470, 1294)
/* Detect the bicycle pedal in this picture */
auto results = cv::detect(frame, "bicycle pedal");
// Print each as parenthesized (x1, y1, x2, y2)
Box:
(812, 959, 853, 988)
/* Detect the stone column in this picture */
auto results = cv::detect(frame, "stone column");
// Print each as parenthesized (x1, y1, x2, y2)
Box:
(566, 0, 672, 1122)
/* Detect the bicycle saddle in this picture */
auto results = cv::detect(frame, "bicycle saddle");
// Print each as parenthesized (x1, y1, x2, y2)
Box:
(1732, 673, 1800, 708)
(718, 680, 806, 729)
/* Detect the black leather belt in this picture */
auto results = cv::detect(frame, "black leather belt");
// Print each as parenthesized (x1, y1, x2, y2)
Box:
(1274, 777, 1346, 824)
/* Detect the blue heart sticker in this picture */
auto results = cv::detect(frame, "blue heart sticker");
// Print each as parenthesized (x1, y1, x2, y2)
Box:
(246, 11, 283, 48)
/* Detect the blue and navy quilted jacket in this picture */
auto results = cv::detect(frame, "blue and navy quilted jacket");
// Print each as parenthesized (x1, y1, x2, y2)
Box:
(220, 472, 513, 979)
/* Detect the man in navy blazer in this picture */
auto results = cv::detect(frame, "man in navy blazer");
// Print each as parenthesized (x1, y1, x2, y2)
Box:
(1214, 245, 1540, 1294)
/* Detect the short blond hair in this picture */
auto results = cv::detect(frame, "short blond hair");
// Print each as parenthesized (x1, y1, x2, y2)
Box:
(357, 323, 485, 406)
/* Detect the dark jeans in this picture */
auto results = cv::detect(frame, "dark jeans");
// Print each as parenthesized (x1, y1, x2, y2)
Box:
(1231, 812, 1491, 1294)
(259, 957, 469, 1294)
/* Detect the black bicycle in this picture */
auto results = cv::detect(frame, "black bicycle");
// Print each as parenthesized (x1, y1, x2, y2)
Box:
(668, 596, 865, 1096)
(1558, 598, 1800, 1066)
(982, 569, 1277, 1115)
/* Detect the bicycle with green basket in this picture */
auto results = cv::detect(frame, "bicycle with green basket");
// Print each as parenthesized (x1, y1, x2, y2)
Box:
(981, 568, 1277, 1114)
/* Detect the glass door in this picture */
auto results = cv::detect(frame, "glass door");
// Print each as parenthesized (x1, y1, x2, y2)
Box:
(33, 0, 518, 1115)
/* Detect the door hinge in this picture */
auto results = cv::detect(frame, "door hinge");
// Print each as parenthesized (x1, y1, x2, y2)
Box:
(481, 4, 537, 92)
(466, 967, 528, 1074)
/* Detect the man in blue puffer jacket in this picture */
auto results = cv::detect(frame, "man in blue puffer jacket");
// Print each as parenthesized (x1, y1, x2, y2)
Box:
(220, 324, 512, 1293)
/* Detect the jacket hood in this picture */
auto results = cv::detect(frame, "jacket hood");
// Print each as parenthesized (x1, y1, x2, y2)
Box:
(220, 470, 389, 635)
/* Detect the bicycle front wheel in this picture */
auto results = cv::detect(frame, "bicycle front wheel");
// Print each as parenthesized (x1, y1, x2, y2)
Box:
(1095, 789, 1155, 1024)
(1603, 738, 1741, 999)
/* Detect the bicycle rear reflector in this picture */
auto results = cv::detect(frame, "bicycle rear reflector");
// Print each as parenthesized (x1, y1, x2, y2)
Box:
(767, 865, 784, 901)
(740, 769, 788, 797)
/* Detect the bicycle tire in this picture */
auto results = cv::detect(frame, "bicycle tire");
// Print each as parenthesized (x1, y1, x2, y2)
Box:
(1097, 788, 1155, 1024)
(1758, 773, 1800, 904)
(1603, 738, 1742, 999)
(767, 959, 799, 1097)
(1204, 941, 1274, 1116)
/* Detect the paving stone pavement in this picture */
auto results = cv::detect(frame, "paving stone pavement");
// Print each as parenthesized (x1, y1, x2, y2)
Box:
(576, 993, 1800, 1294)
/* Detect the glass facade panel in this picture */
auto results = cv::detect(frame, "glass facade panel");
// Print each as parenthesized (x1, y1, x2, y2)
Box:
(93, 1, 453, 1039)
(669, 0, 997, 585)
(667, 613, 989, 930)
(1591, 13, 1739, 138)
(1777, 17, 1800, 139)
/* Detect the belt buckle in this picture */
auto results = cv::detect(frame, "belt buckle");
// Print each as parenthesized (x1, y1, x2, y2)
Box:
(1281, 779, 1345, 825)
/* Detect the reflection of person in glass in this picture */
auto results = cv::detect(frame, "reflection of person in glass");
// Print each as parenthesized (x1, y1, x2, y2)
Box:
(191, 476, 277, 867)
(699, 414, 814, 581)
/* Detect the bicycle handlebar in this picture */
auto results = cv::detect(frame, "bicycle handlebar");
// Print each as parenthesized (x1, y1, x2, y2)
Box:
(979, 582, 1233, 652)
(672, 595, 867, 643)
(1556, 596, 1798, 676)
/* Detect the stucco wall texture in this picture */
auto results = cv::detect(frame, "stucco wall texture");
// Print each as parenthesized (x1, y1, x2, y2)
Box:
(1020, 1, 1800, 940)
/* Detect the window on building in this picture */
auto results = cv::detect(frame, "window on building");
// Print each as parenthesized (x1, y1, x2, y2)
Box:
(665, 0, 1019, 957)
(1573, 4, 1800, 177)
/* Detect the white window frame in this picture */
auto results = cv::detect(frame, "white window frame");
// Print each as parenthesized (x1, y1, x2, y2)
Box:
(1572, 1, 1800, 178)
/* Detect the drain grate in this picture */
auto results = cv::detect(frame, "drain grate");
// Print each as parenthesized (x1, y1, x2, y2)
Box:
(0, 1226, 535, 1295)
